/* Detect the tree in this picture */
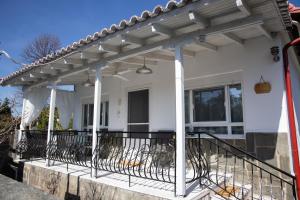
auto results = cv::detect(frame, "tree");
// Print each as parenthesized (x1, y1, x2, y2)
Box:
(0, 96, 20, 144)
(32, 106, 63, 130)
(21, 34, 61, 63)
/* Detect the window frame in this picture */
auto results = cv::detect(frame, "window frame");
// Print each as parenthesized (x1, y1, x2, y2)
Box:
(185, 82, 245, 139)
(81, 101, 109, 131)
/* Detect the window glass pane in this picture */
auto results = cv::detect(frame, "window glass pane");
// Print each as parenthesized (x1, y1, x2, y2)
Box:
(83, 104, 88, 127)
(232, 126, 244, 134)
(88, 104, 94, 126)
(105, 102, 109, 126)
(229, 84, 243, 122)
(185, 90, 190, 123)
(194, 126, 228, 134)
(193, 87, 225, 122)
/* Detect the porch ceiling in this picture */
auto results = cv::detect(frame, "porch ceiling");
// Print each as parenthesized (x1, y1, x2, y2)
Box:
(0, 0, 291, 88)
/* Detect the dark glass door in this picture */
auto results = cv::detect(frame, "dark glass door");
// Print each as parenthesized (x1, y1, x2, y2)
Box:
(127, 89, 149, 137)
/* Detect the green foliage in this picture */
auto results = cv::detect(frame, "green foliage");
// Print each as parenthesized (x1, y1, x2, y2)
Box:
(67, 116, 74, 130)
(33, 106, 63, 130)
(0, 98, 12, 116)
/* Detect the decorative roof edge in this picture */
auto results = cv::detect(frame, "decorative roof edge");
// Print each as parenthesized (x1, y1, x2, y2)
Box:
(0, 0, 292, 86)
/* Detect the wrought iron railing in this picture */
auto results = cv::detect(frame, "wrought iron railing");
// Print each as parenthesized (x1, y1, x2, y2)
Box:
(16, 130, 47, 159)
(194, 131, 297, 200)
(15, 130, 296, 199)
(47, 130, 92, 167)
(93, 131, 177, 184)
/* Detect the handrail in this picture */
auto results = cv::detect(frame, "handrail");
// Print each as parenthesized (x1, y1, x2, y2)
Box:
(189, 131, 295, 179)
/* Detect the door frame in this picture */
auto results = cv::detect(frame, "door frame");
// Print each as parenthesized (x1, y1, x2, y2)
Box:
(125, 85, 152, 132)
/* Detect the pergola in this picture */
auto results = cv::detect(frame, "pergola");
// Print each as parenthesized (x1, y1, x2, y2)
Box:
(0, 0, 291, 196)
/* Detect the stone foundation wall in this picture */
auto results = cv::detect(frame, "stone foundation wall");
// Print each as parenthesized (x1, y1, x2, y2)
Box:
(225, 132, 291, 172)
(22, 164, 168, 200)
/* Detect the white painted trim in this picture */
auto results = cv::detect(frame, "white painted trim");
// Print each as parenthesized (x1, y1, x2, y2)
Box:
(185, 82, 245, 139)
(174, 44, 186, 196)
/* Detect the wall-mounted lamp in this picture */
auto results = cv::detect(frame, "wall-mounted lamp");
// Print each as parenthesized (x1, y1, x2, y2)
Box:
(270, 46, 280, 62)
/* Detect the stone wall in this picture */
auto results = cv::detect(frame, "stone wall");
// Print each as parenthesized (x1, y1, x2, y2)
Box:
(225, 132, 291, 172)
(22, 164, 170, 200)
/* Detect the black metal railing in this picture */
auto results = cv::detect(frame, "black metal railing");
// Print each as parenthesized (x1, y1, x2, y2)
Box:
(16, 130, 47, 159)
(93, 131, 177, 184)
(193, 131, 297, 200)
(15, 130, 296, 199)
(47, 130, 92, 168)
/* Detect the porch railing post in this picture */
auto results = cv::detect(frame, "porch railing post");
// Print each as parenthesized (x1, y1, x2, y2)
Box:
(46, 85, 57, 167)
(92, 65, 103, 178)
(174, 44, 186, 196)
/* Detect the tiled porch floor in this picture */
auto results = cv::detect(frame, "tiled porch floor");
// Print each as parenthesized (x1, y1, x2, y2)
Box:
(21, 159, 213, 200)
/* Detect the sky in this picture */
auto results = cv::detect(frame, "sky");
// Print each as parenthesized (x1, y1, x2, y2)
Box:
(0, 0, 169, 100)
(0, 0, 299, 101)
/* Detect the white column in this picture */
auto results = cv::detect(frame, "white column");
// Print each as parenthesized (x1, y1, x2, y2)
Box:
(174, 44, 186, 196)
(92, 66, 102, 177)
(46, 86, 57, 166)
(18, 97, 27, 142)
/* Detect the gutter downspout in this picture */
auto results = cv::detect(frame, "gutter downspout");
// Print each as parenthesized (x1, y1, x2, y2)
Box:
(283, 37, 300, 199)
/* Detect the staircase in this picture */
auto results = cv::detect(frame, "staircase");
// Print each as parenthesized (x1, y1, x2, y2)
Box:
(191, 132, 297, 200)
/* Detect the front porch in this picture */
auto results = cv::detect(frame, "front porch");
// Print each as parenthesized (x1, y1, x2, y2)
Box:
(16, 130, 296, 199)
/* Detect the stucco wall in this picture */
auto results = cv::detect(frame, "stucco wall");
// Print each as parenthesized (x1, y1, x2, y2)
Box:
(71, 36, 289, 134)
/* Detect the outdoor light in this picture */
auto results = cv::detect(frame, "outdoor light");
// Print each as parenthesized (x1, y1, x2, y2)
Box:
(270, 46, 280, 62)
(82, 73, 94, 87)
(136, 57, 152, 74)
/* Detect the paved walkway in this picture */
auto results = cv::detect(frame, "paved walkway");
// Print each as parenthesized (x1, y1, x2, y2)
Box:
(0, 174, 58, 200)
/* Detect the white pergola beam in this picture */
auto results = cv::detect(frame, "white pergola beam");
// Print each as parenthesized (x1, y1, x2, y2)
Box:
(236, 0, 251, 16)
(143, 52, 174, 61)
(222, 33, 244, 46)
(64, 58, 87, 65)
(257, 25, 272, 39)
(50, 63, 74, 71)
(121, 34, 144, 46)
(98, 43, 121, 53)
(194, 39, 218, 52)
(120, 58, 158, 66)
(188, 11, 209, 28)
(151, 23, 173, 37)
(25, 15, 263, 89)
(182, 49, 196, 57)
(81, 51, 102, 60)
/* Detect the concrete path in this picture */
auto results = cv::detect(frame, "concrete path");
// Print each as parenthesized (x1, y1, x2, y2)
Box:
(0, 174, 58, 200)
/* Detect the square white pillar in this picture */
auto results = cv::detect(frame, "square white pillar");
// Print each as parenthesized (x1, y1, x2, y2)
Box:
(92, 66, 102, 178)
(174, 44, 186, 196)
(18, 97, 27, 142)
(46, 86, 57, 167)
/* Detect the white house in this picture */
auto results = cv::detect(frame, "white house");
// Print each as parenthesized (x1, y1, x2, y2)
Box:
(1, 0, 300, 199)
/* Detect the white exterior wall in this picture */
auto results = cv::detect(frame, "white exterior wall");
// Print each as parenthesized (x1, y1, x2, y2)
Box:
(73, 36, 289, 135)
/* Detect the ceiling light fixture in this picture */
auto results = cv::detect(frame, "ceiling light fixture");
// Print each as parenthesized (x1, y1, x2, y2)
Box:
(136, 57, 152, 74)
(82, 73, 94, 87)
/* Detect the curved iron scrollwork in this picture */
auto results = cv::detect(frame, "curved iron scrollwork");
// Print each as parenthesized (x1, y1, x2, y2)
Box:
(186, 133, 209, 183)
(16, 130, 47, 159)
(47, 131, 92, 167)
(92, 132, 177, 183)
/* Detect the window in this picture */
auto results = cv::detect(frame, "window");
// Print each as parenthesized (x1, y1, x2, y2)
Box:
(82, 101, 109, 130)
(193, 87, 225, 122)
(185, 83, 244, 137)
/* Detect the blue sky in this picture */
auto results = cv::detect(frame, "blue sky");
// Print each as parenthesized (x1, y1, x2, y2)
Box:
(0, 0, 169, 100)
(0, 0, 299, 100)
